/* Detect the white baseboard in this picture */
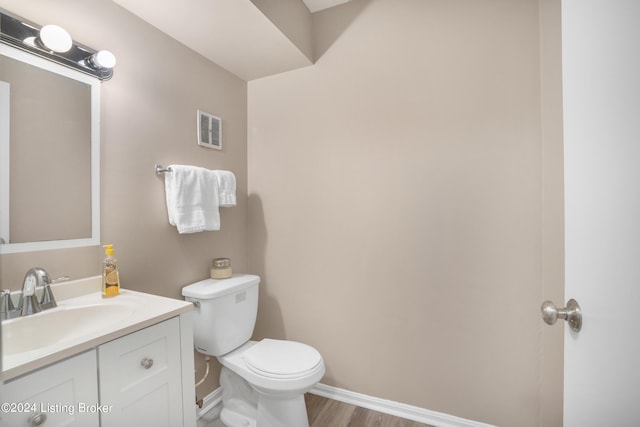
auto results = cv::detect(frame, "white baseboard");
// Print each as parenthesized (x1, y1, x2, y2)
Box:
(196, 387, 223, 419)
(197, 383, 494, 427)
(309, 383, 495, 427)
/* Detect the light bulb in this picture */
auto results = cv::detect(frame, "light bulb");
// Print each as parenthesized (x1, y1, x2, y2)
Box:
(86, 50, 116, 69)
(38, 25, 72, 53)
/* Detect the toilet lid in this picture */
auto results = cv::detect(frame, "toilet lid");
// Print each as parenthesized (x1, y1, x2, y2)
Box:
(243, 339, 322, 378)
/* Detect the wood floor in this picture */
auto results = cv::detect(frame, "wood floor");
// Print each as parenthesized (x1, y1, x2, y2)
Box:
(305, 394, 434, 427)
(200, 394, 434, 427)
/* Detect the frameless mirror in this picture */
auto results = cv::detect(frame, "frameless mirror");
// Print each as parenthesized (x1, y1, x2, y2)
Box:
(0, 43, 100, 254)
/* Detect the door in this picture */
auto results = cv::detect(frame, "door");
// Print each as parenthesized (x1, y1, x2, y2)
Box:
(562, 0, 640, 425)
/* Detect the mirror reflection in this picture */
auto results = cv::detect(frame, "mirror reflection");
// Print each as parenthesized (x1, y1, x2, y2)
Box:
(0, 45, 99, 253)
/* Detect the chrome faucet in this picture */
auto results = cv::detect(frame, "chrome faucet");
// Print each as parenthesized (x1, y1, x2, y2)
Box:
(17, 267, 58, 316)
(38, 269, 58, 310)
(1, 268, 66, 320)
(1, 289, 18, 320)
(19, 269, 43, 316)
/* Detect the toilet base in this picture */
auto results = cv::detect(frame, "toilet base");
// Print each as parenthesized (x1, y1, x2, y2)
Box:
(219, 366, 311, 427)
(256, 394, 309, 427)
(220, 407, 256, 427)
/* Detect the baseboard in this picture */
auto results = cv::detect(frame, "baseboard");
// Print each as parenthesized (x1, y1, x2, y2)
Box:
(197, 383, 494, 427)
(196, 387, 223, 419)
(310, 383, 495, 427)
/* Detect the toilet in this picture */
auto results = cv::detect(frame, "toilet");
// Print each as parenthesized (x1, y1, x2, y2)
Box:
(182, 274, 325, 427)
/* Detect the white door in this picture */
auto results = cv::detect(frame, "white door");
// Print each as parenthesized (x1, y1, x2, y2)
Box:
(562, 0, 640, 425)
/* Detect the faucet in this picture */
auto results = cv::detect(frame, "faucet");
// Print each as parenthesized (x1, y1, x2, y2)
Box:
(1, 289, 18, 320)
(38, 269, 59, 310)
(17, 267, 58, 316)
(2, 268, 66, 320)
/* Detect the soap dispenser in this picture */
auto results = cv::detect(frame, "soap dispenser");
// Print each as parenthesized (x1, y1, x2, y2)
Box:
(102, 244, 120, 297)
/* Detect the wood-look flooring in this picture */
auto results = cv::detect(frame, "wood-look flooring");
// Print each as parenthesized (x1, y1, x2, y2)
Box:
(200, 394, 434, 427)
(305, 394, 434, 427)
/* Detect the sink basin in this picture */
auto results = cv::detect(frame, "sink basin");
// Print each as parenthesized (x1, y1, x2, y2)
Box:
(1, 277, 193, 381)
(3, 303, 133, 356)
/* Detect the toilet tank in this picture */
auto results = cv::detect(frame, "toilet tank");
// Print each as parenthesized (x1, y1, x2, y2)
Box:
(182, 274, 260, 356)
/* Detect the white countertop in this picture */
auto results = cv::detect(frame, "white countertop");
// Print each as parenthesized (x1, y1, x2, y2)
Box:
(2, 276, 193, 381)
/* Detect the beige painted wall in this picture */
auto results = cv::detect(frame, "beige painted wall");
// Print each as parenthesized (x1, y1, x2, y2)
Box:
(0, 0, 563, 424)
(248, 0, 563, 426)
(539, 0, 564, 425)
(0, 0, 247, 396)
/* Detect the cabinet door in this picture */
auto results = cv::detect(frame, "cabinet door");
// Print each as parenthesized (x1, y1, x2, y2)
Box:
(98, 317, 183, 427)
(0, 350, 99, 427)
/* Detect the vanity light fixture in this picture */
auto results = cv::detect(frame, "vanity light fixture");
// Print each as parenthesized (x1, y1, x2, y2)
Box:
(37, 24, 73, 53)
(0, 9, 116, 80)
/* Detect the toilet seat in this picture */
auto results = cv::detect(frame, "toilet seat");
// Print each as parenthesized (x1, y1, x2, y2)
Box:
(218, 339, 325, 395)
(243, 339, 323, 379)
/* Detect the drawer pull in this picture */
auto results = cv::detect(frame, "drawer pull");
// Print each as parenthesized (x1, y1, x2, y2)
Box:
(29, 412, 47, 427)
(141, 357, 154, 369)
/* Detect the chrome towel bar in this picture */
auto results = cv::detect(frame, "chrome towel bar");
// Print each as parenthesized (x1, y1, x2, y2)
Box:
(154, 164, 172, 175)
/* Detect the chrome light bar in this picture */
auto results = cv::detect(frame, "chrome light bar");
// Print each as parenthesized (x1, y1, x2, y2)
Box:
(0, 9, 115, 81)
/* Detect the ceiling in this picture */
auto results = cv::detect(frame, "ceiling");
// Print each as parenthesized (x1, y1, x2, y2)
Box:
(112, 0, 352, 81)
(302, 0, 352, 13)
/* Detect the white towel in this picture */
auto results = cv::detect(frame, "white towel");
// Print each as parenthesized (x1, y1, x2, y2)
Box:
(164, 165, 220, 233)
(213, 170, 236, 207)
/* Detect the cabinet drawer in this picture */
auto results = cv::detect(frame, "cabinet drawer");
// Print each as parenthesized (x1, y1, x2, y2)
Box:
(0, 350, 99, 427)
(98, 317, 183, 427)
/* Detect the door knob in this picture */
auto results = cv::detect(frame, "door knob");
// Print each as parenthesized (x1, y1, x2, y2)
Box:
(541, 299, 582, 332)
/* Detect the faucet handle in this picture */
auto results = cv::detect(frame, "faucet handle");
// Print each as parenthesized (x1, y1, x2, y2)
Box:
(2, 289, 15, 310)
(1, 289, 17, 320)
(40, 286, 57, 309)
(40, 275, 68, 310)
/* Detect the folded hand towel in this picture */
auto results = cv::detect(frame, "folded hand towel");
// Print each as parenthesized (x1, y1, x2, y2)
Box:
(165, 164, 220, 233)
(213, 170, 236, 207)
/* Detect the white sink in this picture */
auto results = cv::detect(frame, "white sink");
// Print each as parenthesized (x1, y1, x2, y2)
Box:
(1, 276, 193, 381)
(3, 304, 133, 355)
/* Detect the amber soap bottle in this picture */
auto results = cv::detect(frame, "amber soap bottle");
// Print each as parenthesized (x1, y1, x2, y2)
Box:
(102, 244, 120, 297)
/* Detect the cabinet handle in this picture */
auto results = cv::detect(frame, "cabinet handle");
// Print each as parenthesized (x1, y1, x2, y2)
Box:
(29, 412, 47, 427)
(141, 357, 154, 369)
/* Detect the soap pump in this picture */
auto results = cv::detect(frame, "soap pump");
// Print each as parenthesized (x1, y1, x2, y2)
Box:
(102, 244, 120, 297)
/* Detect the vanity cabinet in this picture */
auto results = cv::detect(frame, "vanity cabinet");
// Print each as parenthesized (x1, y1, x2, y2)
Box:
(0, 350, 99, 427)
(1, 314, 195, 427)
(98, 317, 184, 427)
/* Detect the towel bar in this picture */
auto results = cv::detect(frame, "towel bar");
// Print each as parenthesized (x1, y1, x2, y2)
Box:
(155, 164, 172, 175)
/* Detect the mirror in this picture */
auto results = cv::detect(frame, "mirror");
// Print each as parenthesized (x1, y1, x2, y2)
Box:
(0, 43, 100, 254)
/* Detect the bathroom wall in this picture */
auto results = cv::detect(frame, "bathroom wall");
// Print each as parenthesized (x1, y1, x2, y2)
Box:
(0, 0, 564, 424)
(247, 0, 563, 426)
(538, 0, 564, 424)
(0, 0, 247, 395)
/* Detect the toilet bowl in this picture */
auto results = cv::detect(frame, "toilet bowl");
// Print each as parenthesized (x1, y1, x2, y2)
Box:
(218, 340, 324, 426)
(182, 275, 325, 427)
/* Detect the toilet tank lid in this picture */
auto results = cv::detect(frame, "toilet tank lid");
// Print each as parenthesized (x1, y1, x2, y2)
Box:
(181, 274, 260, 299)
